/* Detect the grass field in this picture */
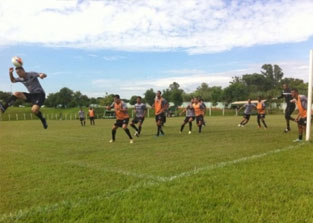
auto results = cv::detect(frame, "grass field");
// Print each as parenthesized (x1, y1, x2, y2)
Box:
(1, 115, 313, 223)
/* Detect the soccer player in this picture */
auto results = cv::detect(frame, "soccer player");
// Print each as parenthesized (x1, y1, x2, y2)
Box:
(237, 99, 256, 127)
(192, 97, 205, 133)
(78, 108, 86, 126)
(179, 99, 195, 134)
(290, 88, 308, 142)
(107, 95, 133, 143)
(88, 107, 95, 125)
(0, 67, 48, 129)
(256, 97, 267, 129)
(130, 96, 147, 137)
(152, 91, 167, 137)
(273, 84, 295, 133)
(199, 98, 207, 126)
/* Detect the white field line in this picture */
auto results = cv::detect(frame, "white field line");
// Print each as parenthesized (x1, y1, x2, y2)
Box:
(0, 143, 306, 222)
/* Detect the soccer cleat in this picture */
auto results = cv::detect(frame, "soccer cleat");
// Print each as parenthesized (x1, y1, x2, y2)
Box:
(134, 131, 139, 137)
(109, 139, 115, 143)
(0, 102, 5, 113)
(42, 118, 48, 129)
(130, 139, 134, 144)
(293, 138, 302, 143)
(188, 131, 192, 134)
(237, 124, 241, 127)
(284, 128, 290, 133)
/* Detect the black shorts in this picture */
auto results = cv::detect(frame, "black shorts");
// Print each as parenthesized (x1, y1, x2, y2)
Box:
(257, 114, 266, 119)
(79, 117, 85, 121)
(196, 115, 203, 124)
(184, 116, 195, 123)
(243, 113, 251, 120)
(155, 113, 166, 123)
(114, 118, 129, 127)
(24, 92, 45, 107)
(90, 117, 95, 120)
(297, 117, 307, 126)
(285, 104, 295, 119)
(132, 117, 145, 124)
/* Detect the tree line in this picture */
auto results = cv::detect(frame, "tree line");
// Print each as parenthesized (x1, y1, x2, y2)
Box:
(0, 64, 308, 108)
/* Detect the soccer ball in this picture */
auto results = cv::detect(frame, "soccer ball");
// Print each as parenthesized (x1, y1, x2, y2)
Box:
(11, 56, 23, 67)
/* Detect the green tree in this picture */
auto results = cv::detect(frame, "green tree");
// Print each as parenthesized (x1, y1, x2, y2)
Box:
(144, 88, 156, 106)
(129, 95, 138, 105)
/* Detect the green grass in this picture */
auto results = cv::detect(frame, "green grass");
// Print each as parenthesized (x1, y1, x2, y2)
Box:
(0, 116, 313, 222)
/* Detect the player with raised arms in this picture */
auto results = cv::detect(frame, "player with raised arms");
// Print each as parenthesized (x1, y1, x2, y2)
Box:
(0, 57, 48, 129)
(107, 94, 133, 144)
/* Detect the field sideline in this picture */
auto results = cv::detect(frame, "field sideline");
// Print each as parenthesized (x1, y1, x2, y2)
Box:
(1, 116, 313, 223)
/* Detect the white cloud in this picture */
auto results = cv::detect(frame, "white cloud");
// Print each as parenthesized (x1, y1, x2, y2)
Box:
(90, 60, 311, 98)
(0, 0, 313, 53)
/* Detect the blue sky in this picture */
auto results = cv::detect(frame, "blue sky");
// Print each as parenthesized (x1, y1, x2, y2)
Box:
(0, 0, 313, 98)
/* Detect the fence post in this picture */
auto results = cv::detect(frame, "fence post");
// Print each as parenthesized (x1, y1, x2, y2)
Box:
(209, 107, 212, 116)
(30, 113, 32, 120)
(235, 108, 238, 116)
(9, 114, 10, 121)
(222, 108, 225, 116)
(24, 113, 26, 120)
(148, 108, 150, 118)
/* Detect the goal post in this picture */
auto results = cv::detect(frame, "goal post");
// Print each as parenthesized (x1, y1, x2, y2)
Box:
(306, 50, 313, 141)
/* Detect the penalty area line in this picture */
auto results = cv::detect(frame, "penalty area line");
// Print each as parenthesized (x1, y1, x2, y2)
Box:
(0, 142, 306, 222)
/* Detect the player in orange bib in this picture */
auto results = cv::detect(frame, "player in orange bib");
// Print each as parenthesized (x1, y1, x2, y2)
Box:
(256, 97, 267, 129)
(192, 97, 205, 133)
(107, 95, 133, 144)
(152, 91, 167, 137)
(88, 107, 95, 126)
(291, 88, 308, 142)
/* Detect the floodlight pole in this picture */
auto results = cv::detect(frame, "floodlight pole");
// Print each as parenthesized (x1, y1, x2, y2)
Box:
(306, 50, 313, 141)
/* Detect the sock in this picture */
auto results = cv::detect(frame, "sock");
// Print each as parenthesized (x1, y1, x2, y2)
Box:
(35, 111, 45, 122)
(130, 123, 139, 132)
(4, 95, 17, 110)
(199, 125, 202, 133)
(262, 120, 267, 128)
(189, 122, 192, 131)
(299, 135, 303, 140)
(112, 129, 116, 141)
(180, 124, 185, 132)
(157, 125, 160, 136)
(124, 128, 133, 139)
(287, 120, 290, 130)
(138, 126, 142, 134)
(80, 121, 83, 126)
(257, 118, 261, 127)
(160, 127, 164, 135)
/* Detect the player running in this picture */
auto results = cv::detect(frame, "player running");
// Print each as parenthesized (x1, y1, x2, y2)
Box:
(199, 98, 207, 126)
(78, 108, 86, 126)
(107, 95, 133, 144)
(256, 97, 268, 129)
(88, 107, 95, 125)
(130, 96, 147, 137)
(290, 88, 308, 142)
(237, 99, 256, 127)
(179, 99, 195, 134)
(0, 67, 48, 129)
(273, 84, 295, 133)
(192, 97, 205, 133)
(152, 91, 167, 137)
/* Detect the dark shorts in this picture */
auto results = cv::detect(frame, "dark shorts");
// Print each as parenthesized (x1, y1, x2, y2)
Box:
(257, 114, 266, 119)
(114, 118, 129, 127)
(297, 117, 307, 126)
(79, 117, 85, 121)
(196, 115, 203, 124)
(90, 117, 95, 120)
(243, 113, 251, 120)
(24, 92, 45, 107)
(155, 113, 166, 123)
(132, 117, 145, 124)
(285, 104, 295, 119)
(184, 116, 195, 123)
